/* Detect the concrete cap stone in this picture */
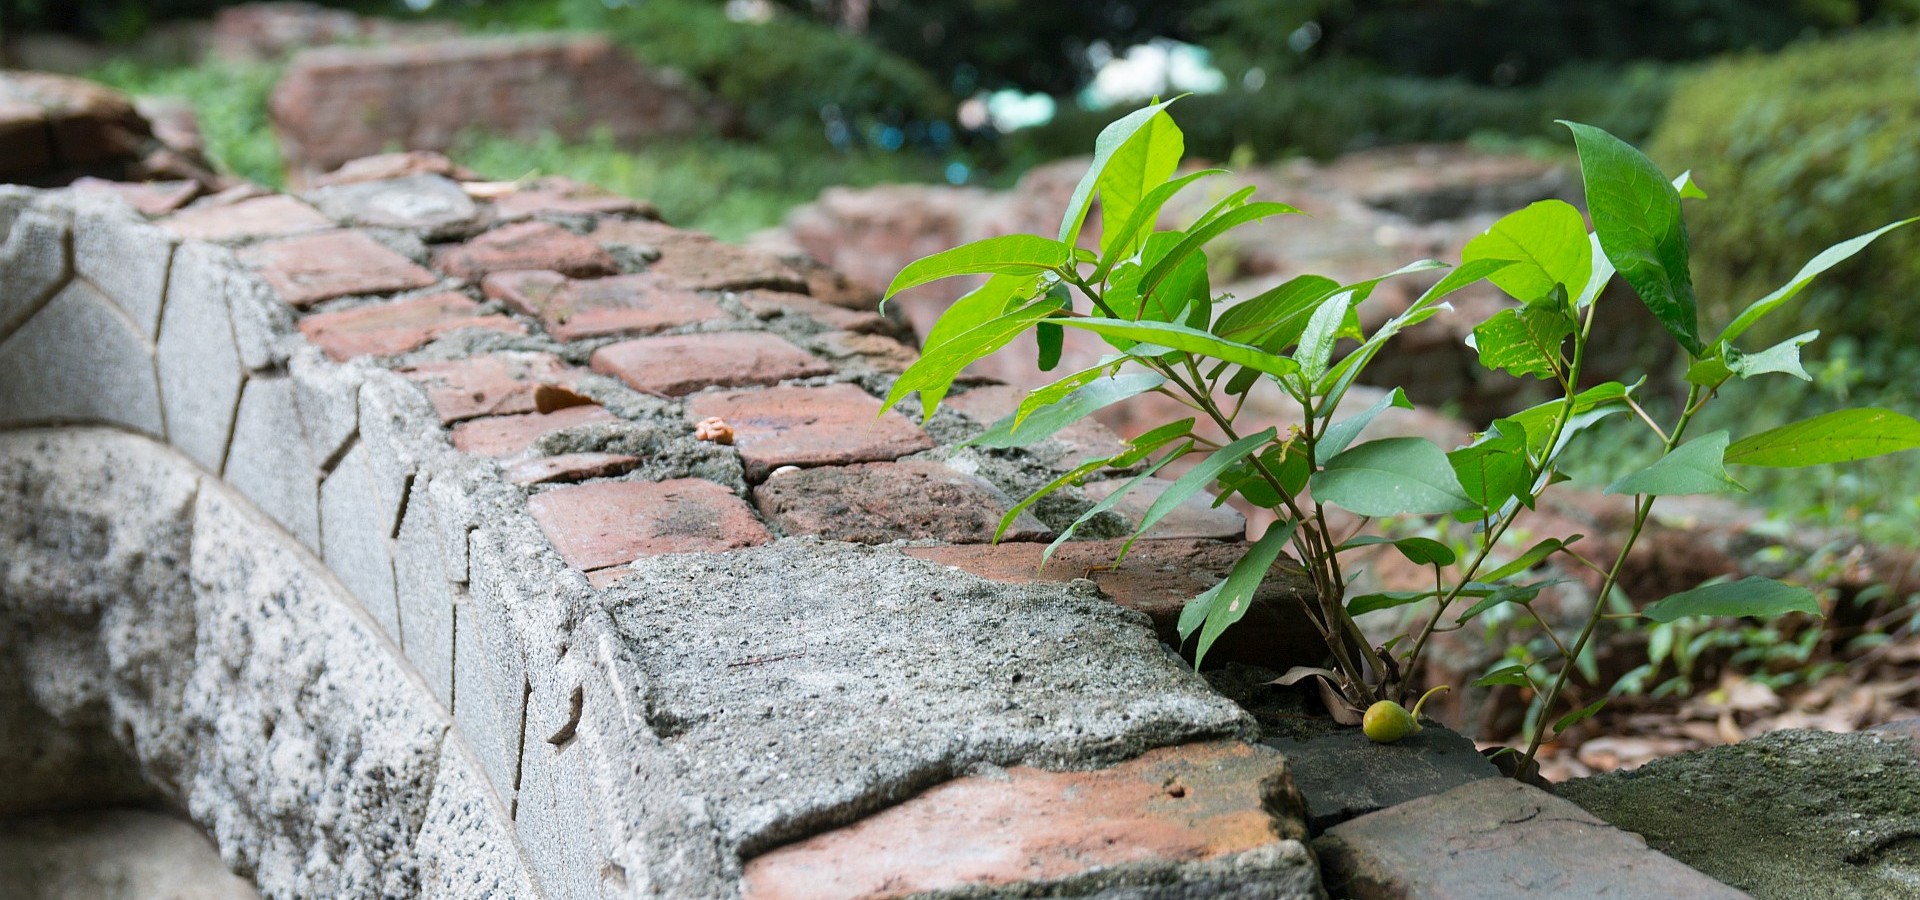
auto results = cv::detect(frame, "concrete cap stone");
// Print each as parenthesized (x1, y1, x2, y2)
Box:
(297, 292, 524, 360)
(686, 383, 934, 481)
(239, 229, 438, 307)
(528, 478, 772, 570)
(591, 331, 833, 397)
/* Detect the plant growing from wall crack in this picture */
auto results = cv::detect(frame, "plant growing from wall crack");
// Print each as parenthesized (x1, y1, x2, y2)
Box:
(882, 98, 1920, 774)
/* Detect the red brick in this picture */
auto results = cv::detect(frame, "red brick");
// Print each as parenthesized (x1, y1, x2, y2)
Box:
(1083, 477, 1247, 541)
(754, 460, 1048, 544)
(487, 176, 656, 220)
(486, 271, 727, 342)
(432, 221, 617, 281)
(593, 218, 808, 293)
(586, 566, 635, 590)
(739, 289, 892, 334)
(450, 405, 616, 459)
(503, 452, 641, 486)
(742, 741, 1294, 900)
(72, 177, 200, 216)
(527, 478, 772, 570)
(312, 151, 473, 187)
(813, 332, 918, 374)
(399, 352, 576, 423)
(298, 292, 524, 360)
(164, 194, 333, 242)
(686, 384, 934, 481)
(240, 230, 438, 307)
(945, 384, 1129, 467)
(903, 538, 1326, 670)
(591, 331, 832, 397)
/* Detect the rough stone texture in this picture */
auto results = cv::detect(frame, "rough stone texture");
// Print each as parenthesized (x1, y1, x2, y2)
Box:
(163, 194, 333, 242)
(305, 173, 479, 236)
(298, 291, 524, 360)
(240, 229, 438, 307)
(754, 459, 1049, 544)
(0, 279, 164, 436)
(157, 242, 247, 471)
(401, 352, 576, 424)
(741, 741, 1317, 899)
(0, 809, 258, 900)
(592, 331, 834, 397)
(904, 540, 1328, 671)
(0, 206, 72, 340)
(269, 35, 712, 179)
(396, 475, 457, 709)
(224, 374, 321, 549)
(451, 404, 617, 459)
(0, 429, 525, 898)
(1317, 777, 1748, 899)
(945, 383, 1130, 468)
(740, 289, 892, 335)
(504, 452, 640, 486)
(488, 176, 652, 222)
(687, 383, 935, 481)
(1085, 477, 1248, 541)
(72, 192, 176, 338)
(434, 221, 617, 281)
(1561, 729, 1920, 899)
(528, 478, 773, 570)
(320, 441, 403, 644)
(1267, 724, 1498, 834)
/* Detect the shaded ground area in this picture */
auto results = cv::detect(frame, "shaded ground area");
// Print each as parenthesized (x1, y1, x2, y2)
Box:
(0, 808, 257, 900)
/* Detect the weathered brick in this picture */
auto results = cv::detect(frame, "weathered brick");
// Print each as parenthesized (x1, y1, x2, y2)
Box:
(451, 405, 616, 459)
(755, 459, 1048, 544)
(741, 741, 1307, 900)
(240, 229, 438, 307)
(1083, 477, 1248, 541)
(297, 292, 525, 361)
(486, 176, 653, 221)
(594, 218, 807, 293)
(739, 289, 891, 334)
(432, 221, 616, 281)
(812, 331, 918, 374)
(591, 331, 832, 397)
(162, 194, 334, 242)
(399, 351, 575, 423)
(945, 384, 1129, 467)
(527, 478, 772, 570)
(903, 538, 1326, 670)
(503, 452, 641, 486)
(72, 177, 200, 216)
(312, 151, 474, 187)
(686, 383, 933, 481)
(487, 270, 726, 342)
(1315, 778, 1748, 900)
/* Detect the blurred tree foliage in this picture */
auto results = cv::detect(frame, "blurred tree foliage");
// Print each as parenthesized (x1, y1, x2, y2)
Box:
(0, 0, 382, 41)
(1650, 24, 1920, 348)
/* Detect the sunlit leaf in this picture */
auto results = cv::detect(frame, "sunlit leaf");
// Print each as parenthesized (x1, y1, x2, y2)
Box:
(883, 235, 1080, 302)
(970, 373, 1166, 449)
(1605, 431, 1745, 496)
(1642, 576, 1822, 622)
(1562, 121, 1702, 356)
(1724, 408, 1920, 467)
(1720, 218, 1918, 345)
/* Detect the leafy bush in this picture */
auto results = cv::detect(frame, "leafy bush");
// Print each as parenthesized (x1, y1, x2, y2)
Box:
(1011, 62, 1675, 163)
(1650, 26, 1920, 348)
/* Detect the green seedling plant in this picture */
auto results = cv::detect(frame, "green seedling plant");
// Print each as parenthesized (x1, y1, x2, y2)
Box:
(880, 99, 1920, 774)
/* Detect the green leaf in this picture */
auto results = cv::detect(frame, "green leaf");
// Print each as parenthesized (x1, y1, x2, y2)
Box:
(1554, 698, 1608, 734)
(1346, 591, 1439, 616)
(1213, 274, 1339, 345)
(1450, 419, 1532, 516)
(1720, 218, 1918, 346)
(1312, 437, 1474, 517)
(1573, 231, 1617, 308)
(1469, 290, 1575, 380)
(1217, 440, 1309, 508)
(1056, 318, 1301, 379)
(1114, 418, 1195, 467)
(1642, 576, 1822, 623)
(1503, 380, 1637, 461)
(1457, 579, 1557, 624)
(970, 373, 1166, 450)
(883, 235, 1080, 302)
(994, 456, 1111, 543)
(1320, 258, 1516, 402)
(1181, 519, 1299, 667)
(1475, 664, 1534, 688)
(1480, 537, 1579, 583)
(1096, 169, 1224, 273)
(1120, 428, 1277, 559)
(1340, 534, 1457, 567)
(1294, 289, 1357, 382)
(1317, 388, 1412, 463)
(1605, 431, 1745, 496)
(1042, 450, 1186, 563)
(1463, 199, 1592, 304)
(1141, 201, 1300, 300)
(1685, 355, 1733, 387)
(1562, 121, 1702, 356)
(1724, 408, 1920, 467)
(1671, 169, 1708, 199)
(1096, 111, 1184, 258)
(1003, 358, 1121, 428)
(1036, 322, 1063, 371)
(1728, 331, 1818, 381)
(885, 297, 1058, 417)
(1059, 98, 1181, 248)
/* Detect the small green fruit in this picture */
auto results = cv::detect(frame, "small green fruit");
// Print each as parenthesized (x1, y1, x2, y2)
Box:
(1362, 685, 1450, 744)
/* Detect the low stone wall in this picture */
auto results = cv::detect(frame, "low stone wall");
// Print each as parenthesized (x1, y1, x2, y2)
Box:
(0, 161, 1325, 897)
